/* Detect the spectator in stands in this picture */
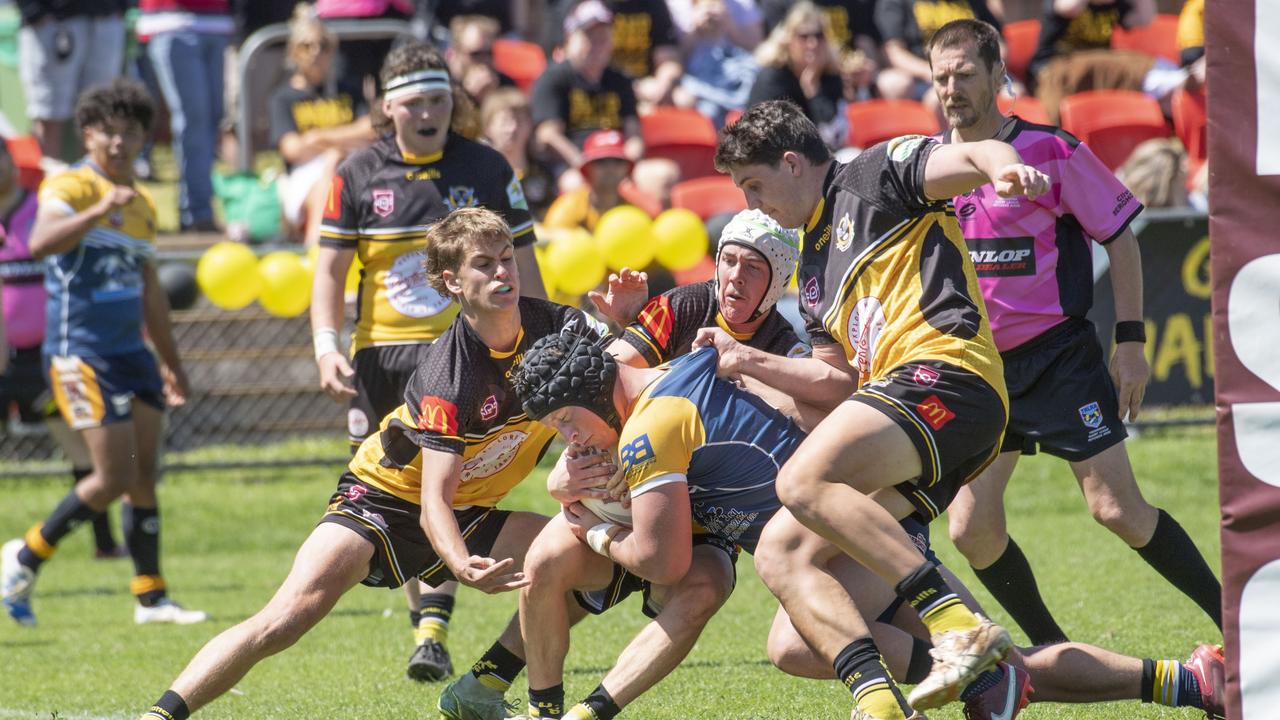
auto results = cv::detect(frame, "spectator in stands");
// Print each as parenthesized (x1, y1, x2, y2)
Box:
(669, 0, 763, 50)
(431, 0, 545, 41)
(226, 0, 297, 141)
(139, 0, 234, 233)
(16, 0, 128, 161)
(747, 3, 848, 149)
(269, 5, 377, 242)
(875, 0, 1001, 107)
(481, 88, 557, 221)
(542, 129, 652, 231)
(1116, 137, 1187, 209)
(672, 0, 760, 128)
(0, 139, 124, 560)
(1177, 0, 1203, 70)
(1027, 0, 1156, 122)
(762, 0, 881, 55)
(531, 0, 644, 184)
(446, 15, 517, 105)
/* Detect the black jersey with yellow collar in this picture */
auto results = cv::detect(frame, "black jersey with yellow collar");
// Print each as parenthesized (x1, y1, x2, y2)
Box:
(617, 347, 803, 554)
(319, 133, 536, 352)
(620, 280, 809, 366)
(797, 136, 1006, 400)
(349, 297, 606, 507)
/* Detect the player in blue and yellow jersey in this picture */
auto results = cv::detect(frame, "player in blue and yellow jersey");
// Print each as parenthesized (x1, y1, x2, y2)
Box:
(1, 79, 206, 627)
(139, 209, 601, 720)
(711, 99, 1050, 717)
(310, 42, 546, 681)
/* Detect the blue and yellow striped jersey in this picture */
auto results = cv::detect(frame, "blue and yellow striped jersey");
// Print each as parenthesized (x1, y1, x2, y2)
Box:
(38, 161, 157, 357)
(618, 347, 803, 553)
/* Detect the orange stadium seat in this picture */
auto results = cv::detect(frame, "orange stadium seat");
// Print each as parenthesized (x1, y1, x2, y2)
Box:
(493, 38, 546, 93)
(1002, 19, 1041, 84)
(4, 135, 44, 191)
(998, 94, 1051, 125)
(723, 109, 743, 127)
(1171, 86, 1206, 163)
(846, 99, 941, 149)
(640, 107, 720, 180)
(670, 175, 746, 220)
(1059, 90, 1169, 170)
(1110, 14, 1181, 65)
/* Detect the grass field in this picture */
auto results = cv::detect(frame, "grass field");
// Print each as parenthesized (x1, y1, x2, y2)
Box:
(0, 428, 1222, 719)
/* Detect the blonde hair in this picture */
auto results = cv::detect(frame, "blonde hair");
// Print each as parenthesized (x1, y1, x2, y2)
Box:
(449, 14, 500, 41)
(755, 2, 839, 72)
(480, 87, 531, 130)
(425, 208, 514, 295)
(1116, 138, 1187, 209)
(286, 3, 335, 69)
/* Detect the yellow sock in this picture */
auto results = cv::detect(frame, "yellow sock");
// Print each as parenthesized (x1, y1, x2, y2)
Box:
(24, 524, 56, 560)
(416, 617, 448, 645)
(853, 684, 909, 720)
(563, 705, 597, 720)
(920, 597, 981, 636)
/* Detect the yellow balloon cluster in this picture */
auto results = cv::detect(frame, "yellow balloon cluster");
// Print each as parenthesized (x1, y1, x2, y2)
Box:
(652, 208, 709, 271)
(543, 227, 606, 295)
(258, 251, 312, 317)
(594, 205, 654, 271)
(196, 241, 261, 310)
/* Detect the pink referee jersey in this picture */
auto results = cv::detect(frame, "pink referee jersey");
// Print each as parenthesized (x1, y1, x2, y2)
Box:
(942, 117, 1144, 352)
(0, 191, 44, 350)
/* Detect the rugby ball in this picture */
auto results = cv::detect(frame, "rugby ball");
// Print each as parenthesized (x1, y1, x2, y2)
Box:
(581, 495, 633, 527)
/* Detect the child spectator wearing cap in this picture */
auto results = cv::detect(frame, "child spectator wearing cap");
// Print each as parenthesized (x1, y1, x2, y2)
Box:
(542, 129, 660, 232)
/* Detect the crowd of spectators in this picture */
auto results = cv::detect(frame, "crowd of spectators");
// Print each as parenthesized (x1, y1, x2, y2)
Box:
(6, 0, 1208, 238)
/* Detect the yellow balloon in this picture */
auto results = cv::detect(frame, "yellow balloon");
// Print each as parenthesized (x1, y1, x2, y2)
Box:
(594, 205, 655, 271)
(547, 228, 606, 295)
(652, 208, 709, 271)
(534, 242, 558, 297)
(257, 251, 313, 317)
(197, 241, 261, 310)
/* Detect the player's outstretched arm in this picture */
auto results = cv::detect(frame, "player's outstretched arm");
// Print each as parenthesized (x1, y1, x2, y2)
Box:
(28, 184, 136, 258)
(922, 139, 1051, 202)
(420, 447, 528, 594)
(694, 328, 857, 411)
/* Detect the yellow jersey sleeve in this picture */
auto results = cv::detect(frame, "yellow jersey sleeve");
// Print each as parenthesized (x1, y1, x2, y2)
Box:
(617, 394, 706, 496)
(38, 169, 96, 215)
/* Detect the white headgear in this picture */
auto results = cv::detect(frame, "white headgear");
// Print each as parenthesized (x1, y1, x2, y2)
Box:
(716, 209, 801, 320)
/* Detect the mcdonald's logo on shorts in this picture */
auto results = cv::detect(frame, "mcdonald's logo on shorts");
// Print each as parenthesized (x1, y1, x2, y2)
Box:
(915, 394, 955, 431)
(638, 296, 673, 349)
(418, 395, 460, 435)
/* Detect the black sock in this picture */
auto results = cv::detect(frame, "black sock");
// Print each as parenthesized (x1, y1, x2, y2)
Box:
(408, 609, 421, 629)
(469, 640, 525, 690)
(142, 690, 190, 720)
(68, 467, 115, 552)
(904, 636, 933, 684)
(580, 684, 622, 720)
(18, 489, 98, 569)
(833, 638, 912, 716)
(528, 683, 565, 718)
(1134, 509, 1223, 629)
(971, 537, 1069, 644)
(123, 504, 166, 606)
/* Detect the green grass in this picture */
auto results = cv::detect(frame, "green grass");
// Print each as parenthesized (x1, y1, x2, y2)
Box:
(0, 429, 1221, 719)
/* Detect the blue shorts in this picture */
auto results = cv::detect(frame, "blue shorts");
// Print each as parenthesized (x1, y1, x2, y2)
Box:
(45, 350, 164, 429)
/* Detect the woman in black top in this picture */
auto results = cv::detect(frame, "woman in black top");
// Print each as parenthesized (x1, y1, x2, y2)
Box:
(746, 2, 847, 148)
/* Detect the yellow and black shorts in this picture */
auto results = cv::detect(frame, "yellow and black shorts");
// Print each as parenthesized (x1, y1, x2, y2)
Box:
(319, 472, 510, 589)
(852, 360, 1007, 523)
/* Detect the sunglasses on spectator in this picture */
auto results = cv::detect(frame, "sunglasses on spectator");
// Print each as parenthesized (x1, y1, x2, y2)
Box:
(298, 38, 336, 52)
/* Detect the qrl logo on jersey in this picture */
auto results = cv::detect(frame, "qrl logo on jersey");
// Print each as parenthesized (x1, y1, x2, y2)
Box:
(638, 295, 674, 349)
(480, 394, 499, 422)
(802, 276, 821, 307)
(372, 188, 395, 218)
(343, 484, 368, 502)
(967, 237, 1036, 277)
(912, 365, 940, 387)
(418, 395, 460, 435)
(916, 394, 956, 431)
(846, 297, 886, 375)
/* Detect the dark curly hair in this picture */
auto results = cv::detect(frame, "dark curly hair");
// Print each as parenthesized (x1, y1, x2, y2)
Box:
(714, 100, 830, 171)
(74, 79, 155, 135)
(510, 333, 621, 432)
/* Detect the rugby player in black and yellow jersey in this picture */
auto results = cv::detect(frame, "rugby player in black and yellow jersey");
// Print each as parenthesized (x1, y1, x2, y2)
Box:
(310, 42, 546, 681)
(139, 209, 602, 720)
(708, 100, 1050, 718)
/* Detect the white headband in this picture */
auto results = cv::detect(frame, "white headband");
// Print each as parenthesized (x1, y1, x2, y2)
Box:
(383, 69, 452, 100)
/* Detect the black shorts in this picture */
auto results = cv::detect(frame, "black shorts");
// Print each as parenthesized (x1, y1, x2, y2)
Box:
(318, 473, 511, 589)
(0, 347, 50, 424)
(852, 360, 1007, 523)
(1001, 318, 1127, 462)
(348, 343, 433, 445)
(573, 534, 739, 620)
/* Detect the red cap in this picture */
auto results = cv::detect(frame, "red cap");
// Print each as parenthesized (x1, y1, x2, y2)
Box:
(580, 129, 631, 169)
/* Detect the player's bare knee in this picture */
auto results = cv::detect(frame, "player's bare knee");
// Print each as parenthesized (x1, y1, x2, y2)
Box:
(774, 463, 821, 521)
(524, 539, 582, 591)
